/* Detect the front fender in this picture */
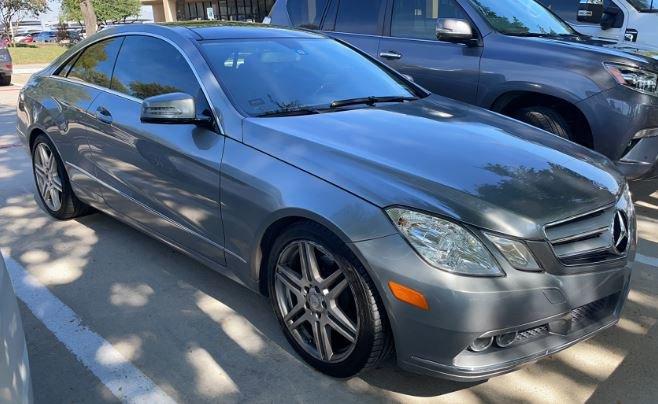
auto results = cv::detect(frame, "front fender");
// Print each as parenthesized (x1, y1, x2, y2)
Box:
(219, 138, 398, 293)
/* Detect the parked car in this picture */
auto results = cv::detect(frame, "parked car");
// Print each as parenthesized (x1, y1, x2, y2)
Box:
(19, 33, 36, 44)
(18, 23, 636, 381)
(33, 31, 57, 43)
(0, 253, 33, 403)
(12, 32, 38, 44)
(268, 0, 658, 180)
(541, 0, 658, 50)
(0, 46, 12, 86)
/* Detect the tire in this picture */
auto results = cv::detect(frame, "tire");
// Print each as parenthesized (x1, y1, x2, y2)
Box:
(31, 134, 91, 220)
(268, 222, 391, 378)
(511, 106, 572, 140)
(0, 75, 10, 86)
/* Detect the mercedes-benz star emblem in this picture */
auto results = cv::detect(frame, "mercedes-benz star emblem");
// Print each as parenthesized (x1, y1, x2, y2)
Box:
(610, 210, 629, 256)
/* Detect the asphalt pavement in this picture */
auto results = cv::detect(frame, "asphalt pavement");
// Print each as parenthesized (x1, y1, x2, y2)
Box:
(1, 74, 658, 403)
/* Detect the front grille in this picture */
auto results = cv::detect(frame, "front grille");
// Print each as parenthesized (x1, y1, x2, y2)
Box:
(508, 294, 619, 348)
(544, 205, 621, 265)
(569, 293, 618, 331)
(514, 324, 550, 344)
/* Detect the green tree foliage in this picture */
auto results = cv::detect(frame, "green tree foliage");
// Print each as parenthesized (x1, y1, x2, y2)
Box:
(0, 0, 48, 38)
(61, 0, 140, 26)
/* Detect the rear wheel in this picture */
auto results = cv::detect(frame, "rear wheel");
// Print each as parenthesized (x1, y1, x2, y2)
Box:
(0, 75, 10, 86)
(31, 134, 91, 219)
(511, 106, 572, 140)
(268, 222, 390, 378)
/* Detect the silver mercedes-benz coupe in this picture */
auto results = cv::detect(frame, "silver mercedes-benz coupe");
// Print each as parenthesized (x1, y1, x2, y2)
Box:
(17, 22, 636, 380)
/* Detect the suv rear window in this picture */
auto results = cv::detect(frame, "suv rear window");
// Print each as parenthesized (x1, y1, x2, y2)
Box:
(287, 0, 329, 29)
(333, 0, 385, 35)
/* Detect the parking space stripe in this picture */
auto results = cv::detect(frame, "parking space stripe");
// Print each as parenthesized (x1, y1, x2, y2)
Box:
(636, 254, 658, 268)
(4, 256, 178, 404)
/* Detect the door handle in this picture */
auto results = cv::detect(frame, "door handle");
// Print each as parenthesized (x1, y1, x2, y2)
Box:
(379, 51, 402, 60)
(95, 106, 113, 125)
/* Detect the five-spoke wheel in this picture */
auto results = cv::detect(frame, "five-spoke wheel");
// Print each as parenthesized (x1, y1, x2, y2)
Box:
(268, 222, 390, 378)
(274, 240, 359, 363)
(33, 142, 63, 212)
(31, 134, 91, 220)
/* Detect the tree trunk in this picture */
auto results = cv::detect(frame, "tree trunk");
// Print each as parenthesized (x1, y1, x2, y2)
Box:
(79, 0, 98, 36)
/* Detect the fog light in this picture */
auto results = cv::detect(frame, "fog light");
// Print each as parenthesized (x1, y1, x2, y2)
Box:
(469, 336, 493, 352)
(495, 332, 518, 348)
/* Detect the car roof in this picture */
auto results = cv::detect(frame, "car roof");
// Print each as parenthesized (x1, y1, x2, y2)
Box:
(105, 21, 325, 41)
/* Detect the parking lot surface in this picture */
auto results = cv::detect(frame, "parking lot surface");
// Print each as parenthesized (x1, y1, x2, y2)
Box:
(1, 75, 658, 403)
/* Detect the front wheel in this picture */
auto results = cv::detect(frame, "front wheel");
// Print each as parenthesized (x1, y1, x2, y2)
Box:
(511, 106, 573, 140)
(268, 223, 391, 378)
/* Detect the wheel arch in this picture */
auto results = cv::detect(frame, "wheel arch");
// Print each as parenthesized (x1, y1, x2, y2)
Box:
(490, 91, 594, 148)
(254, 209, 371, 296)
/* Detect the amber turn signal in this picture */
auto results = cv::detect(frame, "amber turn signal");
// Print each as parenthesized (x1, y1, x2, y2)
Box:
(388, 281, 429, 311)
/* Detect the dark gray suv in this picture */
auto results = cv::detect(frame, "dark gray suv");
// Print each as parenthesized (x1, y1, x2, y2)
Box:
(268, 0, 658, 179)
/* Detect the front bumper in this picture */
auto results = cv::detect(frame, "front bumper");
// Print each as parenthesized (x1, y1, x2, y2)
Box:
(578, 86, 658, 180)
(353, 233, 633, 381)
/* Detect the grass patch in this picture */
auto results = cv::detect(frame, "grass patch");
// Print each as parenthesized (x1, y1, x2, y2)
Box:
(8, 45, 67, 65)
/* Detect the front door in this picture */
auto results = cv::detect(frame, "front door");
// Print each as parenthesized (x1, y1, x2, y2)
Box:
(85, 35, 226, 264)
(378, 0, 482, 104)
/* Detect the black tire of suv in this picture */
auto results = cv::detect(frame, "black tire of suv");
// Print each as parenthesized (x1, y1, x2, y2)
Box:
(267, 222, 392, 378)
(31, 134, 92, 220)
(0, 75, 10, 86)
(512, 106, 573, 140)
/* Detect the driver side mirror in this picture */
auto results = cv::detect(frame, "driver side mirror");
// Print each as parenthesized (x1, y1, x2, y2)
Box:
(600, 1, 623, 30)
(436, 18, 476, 45)
(141, 92, 211, 125)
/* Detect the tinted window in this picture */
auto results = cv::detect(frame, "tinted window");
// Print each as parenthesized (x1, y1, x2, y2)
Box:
(111, 36, 201, 100)
(391, 0, 470, 40)
(57, 55, 77, 77)
(287, 0, 329, 28)
(468, 0, 575, 36)
(67, 37, 124, 88)
(200, 38, 416, 116)
(538, 0, 579, 23)
(333, 0, 385, 35)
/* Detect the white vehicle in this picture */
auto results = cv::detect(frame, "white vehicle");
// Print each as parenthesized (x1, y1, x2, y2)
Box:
(541, 0, 658, 51)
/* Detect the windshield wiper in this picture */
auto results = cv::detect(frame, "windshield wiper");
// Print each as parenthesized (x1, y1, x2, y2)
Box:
(256, 107, 323, 117)
(330, 96, 417, 109)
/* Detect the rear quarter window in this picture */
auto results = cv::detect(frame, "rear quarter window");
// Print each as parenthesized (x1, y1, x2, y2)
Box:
(287, 0, 329, 29)
(66, 37, 124, 88)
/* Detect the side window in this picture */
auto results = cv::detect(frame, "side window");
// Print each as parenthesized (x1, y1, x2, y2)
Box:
(67, 37, 124, 88)
(333, 0, 385, 35)
(287, 0, 329, 29)
(391, 0, 470, 41)
(56, 55, 77, 77)
(111, 36, 201, 100)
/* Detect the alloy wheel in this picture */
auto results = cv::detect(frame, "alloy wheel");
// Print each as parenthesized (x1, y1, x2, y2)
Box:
(274, 240, 360, 363)
(33, 143, 63, 211)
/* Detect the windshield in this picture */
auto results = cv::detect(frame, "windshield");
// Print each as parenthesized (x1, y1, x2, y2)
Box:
(627, 0, 658, 12)
(468, 0, 576, 36)
(200, 38, 417, 117)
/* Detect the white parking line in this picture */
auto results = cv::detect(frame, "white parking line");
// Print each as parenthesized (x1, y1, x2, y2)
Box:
(636, 254, 658, 268)
(4, 256, 178, 404)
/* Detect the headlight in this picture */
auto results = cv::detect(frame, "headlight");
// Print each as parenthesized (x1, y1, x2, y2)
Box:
(605, 63, 657, 95)
(386, 208, 503, 276)
(484, 233, 541, 272)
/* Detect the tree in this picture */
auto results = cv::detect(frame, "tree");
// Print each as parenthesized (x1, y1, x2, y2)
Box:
(0, 0, 48, 41)
(79, 0, 96, 36)
(61, 0, 140, 30)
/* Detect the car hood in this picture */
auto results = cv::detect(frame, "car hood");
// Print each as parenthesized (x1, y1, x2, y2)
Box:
(243, 96, 624, 239)
(516, 35, 658, 67)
